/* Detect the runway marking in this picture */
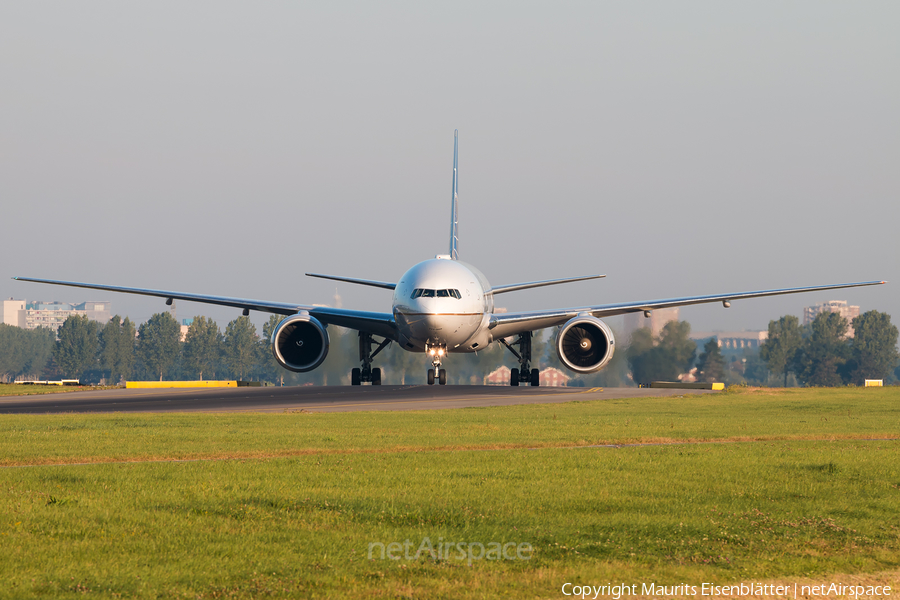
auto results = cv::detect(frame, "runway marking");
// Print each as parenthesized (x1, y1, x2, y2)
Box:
(2, 436, 894, 469)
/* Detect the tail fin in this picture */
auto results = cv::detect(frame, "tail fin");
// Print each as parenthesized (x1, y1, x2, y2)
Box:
(449, 130, 459, 260)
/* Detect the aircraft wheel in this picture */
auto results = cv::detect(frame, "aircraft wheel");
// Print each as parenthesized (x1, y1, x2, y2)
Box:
(427, 369, 435, 385)
(372, 368, 382, 385)
(439, 370, 447, 385)
(351, 368, 361, 386)
(531, 368, 540, 386)
(510, 368, 519, 386)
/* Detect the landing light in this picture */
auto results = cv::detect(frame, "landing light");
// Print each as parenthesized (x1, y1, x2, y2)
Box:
(438, 348, 444, 356)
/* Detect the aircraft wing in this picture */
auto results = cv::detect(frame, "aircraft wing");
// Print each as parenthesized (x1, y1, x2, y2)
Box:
(488, 280, 887, 340)
(12, 277, 398, 339)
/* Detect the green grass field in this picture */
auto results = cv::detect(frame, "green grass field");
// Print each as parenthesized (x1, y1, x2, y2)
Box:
(0, 383, 115, 397)
(1, 387, 898, 599)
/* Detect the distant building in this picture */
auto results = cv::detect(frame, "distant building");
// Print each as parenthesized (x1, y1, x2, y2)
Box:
(539, 367, 570, 387)
(180, 318, 194, 342)
(485, 366, 511, 386)
(484, 365, 570, 386)
(622, 307, 679, 342)
(1, 299, 111, 333)
(1, 299, 26, 327)
(804, 300, 860, 337)
(690, 330, 768, 350)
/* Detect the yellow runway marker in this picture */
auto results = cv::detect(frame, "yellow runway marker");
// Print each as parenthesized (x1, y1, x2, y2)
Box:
(126, 381, 238, 389)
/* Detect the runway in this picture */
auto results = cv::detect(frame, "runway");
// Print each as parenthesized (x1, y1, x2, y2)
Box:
(0, 385, 717, 414)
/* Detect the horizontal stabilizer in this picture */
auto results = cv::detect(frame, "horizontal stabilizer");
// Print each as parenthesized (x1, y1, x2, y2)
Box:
(489, 274, 605, 295)
(305, 273, 396, 290)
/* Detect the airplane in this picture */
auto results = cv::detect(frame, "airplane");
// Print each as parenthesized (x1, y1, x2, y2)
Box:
(14, 131, 886, 386)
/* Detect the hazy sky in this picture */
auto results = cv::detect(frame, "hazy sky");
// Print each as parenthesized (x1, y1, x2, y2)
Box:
(2, 2, 897, 336)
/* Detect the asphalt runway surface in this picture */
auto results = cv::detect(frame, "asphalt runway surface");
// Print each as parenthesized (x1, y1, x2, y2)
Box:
(0, 385, 717, 414)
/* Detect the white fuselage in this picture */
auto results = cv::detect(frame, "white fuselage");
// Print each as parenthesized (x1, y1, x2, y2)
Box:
(392, 258, 494, 353)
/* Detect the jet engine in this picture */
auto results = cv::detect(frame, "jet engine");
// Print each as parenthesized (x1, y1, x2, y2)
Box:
(271, 313, 329, 372)
(556, 316, 615, 373)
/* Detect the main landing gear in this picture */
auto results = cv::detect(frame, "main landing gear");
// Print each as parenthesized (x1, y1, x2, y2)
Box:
(350, 332, 391, 385)
(499, 331, 540, 386)
(426, 344, 448, 385)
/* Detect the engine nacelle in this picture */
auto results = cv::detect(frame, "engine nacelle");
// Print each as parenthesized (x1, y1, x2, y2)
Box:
(556, 316, 615, 374)
(271, 313, 329, 372)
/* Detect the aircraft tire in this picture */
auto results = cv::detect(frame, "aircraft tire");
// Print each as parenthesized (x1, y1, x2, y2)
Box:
(510, 368, 519, 386)
(427, 369, 435, 385)
(351, 368, 361, 386)
(531, 368, 540, 386)
(372, 368, 382, 385)
(439, 370, 447, 385)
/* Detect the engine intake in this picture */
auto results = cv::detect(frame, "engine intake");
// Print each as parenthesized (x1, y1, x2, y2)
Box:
(271, 313, 329, 372)
(556, 316, 615, 373)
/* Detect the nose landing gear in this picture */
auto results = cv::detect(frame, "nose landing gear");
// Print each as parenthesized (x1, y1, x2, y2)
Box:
(499, 331, 541, 386)
(350, 332, 390, 385)
(426, 368, 447, 385)
(426, 344, 448, 385)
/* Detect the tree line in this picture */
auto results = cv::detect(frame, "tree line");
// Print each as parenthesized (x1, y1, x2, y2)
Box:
(622, 310, 899, 387)
(0, 313, 271, 384)
(2, 310, 896, 386)
(759, 310, 898, 387)
(0, 324, 56, 382)
(622, 320, 740, 386)
(0, 312, 593, 386)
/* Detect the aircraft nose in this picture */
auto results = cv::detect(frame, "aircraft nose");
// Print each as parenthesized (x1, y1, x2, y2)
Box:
(422, 312, 443, 331)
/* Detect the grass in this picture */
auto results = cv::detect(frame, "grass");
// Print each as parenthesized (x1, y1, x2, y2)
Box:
(0, 386, 897, 466)
(0, 387, 898, 598)
(0, 383, 116, 397)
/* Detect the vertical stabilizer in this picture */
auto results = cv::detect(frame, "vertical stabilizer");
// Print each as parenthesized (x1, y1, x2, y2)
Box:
(449, 130, 459, 260)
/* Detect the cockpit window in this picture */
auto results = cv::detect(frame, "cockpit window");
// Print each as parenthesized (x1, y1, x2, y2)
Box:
(410, 288, 461, 299)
